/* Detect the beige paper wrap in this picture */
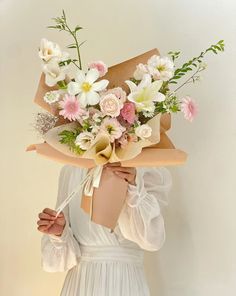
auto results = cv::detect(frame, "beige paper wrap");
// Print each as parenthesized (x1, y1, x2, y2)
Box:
(26, 48, 187, 230)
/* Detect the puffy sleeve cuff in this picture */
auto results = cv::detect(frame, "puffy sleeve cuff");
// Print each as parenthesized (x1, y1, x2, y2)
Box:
(40, 165, 81, 272)
(117, 167, 172, 251)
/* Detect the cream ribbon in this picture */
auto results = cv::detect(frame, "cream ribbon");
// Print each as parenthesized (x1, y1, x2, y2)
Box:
(55, 166, 104, 224)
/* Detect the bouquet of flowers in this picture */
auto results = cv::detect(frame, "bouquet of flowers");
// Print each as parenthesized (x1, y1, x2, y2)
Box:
(27, 11, 224, 230)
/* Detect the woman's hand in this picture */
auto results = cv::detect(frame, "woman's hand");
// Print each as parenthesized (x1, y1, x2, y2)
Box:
(105, 162, 137, 185)
(37, 208, 66, 236)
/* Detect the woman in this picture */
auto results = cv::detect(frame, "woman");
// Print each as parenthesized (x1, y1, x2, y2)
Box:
(37, 162, 172, 296)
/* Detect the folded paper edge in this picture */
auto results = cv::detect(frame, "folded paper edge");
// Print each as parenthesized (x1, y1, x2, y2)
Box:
(26, 142, 187, 167)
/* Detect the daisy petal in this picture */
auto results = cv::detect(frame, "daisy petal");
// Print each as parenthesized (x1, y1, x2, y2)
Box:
(86, 68, 100, 84)
(87, 91, 101, 105)
(92, 79, 109, 91)
(75, 70, 86, 83)
(78, 92, 88, 107)
(67, 81, 81, 95)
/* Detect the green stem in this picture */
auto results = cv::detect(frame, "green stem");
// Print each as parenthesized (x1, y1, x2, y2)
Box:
(64, 25, 82, 70)
(173, 68, 203, 93)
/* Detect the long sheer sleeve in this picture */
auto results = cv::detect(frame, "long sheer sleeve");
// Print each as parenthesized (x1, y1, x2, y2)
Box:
(117, 167, 172, 251)
(41, 165, 81, 272)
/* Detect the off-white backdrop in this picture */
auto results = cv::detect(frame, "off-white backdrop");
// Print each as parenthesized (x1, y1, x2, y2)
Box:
(1, 0, 235, 295)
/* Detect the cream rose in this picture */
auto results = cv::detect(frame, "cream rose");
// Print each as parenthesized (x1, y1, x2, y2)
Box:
(99, 94, 123, 117)
(135, 124, 152, 139)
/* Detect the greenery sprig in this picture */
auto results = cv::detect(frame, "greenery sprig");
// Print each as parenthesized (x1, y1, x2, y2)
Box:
(58, 129, 84, 155)
(168, 40, 225, 90)
(48, 10, 85, 70)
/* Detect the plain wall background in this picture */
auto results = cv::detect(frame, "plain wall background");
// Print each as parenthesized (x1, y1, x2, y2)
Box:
(1, 0, 235, 295)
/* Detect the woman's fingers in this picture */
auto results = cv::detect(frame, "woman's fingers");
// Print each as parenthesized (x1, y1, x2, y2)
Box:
(114, 171, 130, 179)
(106, 166, 135, 174)
(38, 212, 55, 220)
(104, 162, 121, 167)
(37, 225, 51, 233)
(42, 208, 64, 218)
(37, 219, 54, 226)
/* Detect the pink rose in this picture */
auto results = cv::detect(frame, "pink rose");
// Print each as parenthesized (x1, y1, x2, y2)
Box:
(120, 102, 136, 124)
(88, 61, 108, 77)
(99, 94, 122, 117)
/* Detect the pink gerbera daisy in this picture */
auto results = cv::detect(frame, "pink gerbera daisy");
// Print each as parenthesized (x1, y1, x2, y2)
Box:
(180, 96, 198, 122)
(59, 94, 84, 121)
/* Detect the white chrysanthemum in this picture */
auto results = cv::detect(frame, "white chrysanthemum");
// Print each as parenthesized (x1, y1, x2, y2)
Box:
(135, 124, 152, 140)
(125, 74, 165, 112)
(67, 69, 109, 107)
(43, 90, 60, 104)
(75, 132, 95, 150)
(147, 55, 174, 81)
(39, 38, 69, 63)
(42, 62, 66, 87)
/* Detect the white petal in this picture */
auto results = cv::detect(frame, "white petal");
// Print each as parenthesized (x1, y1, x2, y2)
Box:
(153, 92, 166, 102)
(75, 70, 86, 83)
(138, 74, 152, 90)
(151, 80, 163, 92)
(67, 82, 80, 95)
(86, 68, 100, 84)
(125, 80, 137, 93)
(45, 75, 57, 87)
(87, 91, 100, 105)
(92, 79, 109, 91)
(78, 92, 88, 107)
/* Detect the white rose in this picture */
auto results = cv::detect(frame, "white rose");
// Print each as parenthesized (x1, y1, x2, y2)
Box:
(135, 124, 152, 139)
(42, 62, 66, 87)
(75, 132, 95, 150)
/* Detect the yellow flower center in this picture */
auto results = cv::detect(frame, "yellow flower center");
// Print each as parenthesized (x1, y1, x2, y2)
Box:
(157, 65, 166, 72)
(81, 82, 92, 92)
(107, 125, 114, 133)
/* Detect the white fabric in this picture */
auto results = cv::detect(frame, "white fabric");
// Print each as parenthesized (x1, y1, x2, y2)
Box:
(41, 165, 172, 296)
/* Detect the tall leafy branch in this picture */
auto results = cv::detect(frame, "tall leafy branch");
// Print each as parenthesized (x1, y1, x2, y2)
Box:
(168, 40, 225, 92)
(48, 10, 85, 70)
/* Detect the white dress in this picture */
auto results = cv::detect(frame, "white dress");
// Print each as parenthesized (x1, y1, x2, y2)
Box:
(41, 165, 172, 296)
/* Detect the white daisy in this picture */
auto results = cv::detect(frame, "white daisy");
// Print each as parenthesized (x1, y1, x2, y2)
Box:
(67, 69, 109, 107)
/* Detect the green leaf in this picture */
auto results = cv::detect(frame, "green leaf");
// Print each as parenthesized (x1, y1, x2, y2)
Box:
(78, 40, 86, 48)
(67, 45, 77, 49)
(74, 25, 83, 32)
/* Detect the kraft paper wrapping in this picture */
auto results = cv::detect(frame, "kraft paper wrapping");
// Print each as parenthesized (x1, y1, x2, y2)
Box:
(26, 48, 187, 230)
(81, 167, 129, 230)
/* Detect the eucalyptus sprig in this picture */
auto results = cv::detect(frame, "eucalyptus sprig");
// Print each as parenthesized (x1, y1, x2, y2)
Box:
(169, 40, 225, 88)
(48, 10, 85, 70)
